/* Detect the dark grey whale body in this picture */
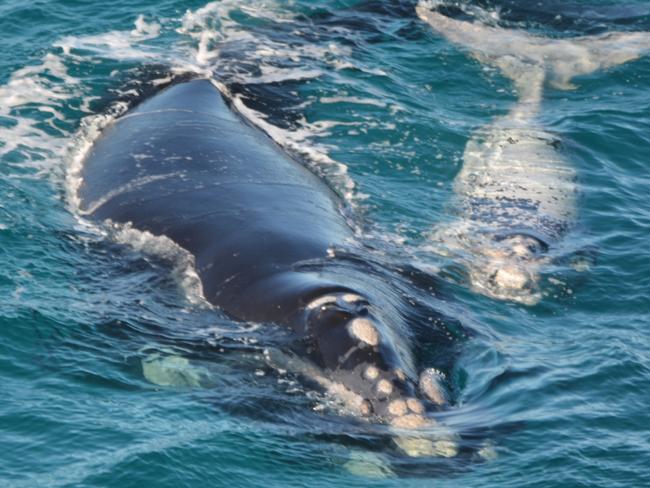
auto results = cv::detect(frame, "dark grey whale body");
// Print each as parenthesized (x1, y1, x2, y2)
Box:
(79, 79, 449, 438)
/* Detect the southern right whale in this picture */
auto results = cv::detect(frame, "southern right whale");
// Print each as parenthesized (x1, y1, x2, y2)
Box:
(78, 78, 457, 457)
(417, 0, 650, 304)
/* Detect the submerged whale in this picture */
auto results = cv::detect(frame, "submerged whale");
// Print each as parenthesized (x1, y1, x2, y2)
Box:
(417, 0, 650, 304)
(78, 78, 455, 456)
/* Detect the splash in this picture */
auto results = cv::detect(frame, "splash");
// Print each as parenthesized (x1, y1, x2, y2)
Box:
(55, 15, 162, 59)
(0, 52, 79, 174)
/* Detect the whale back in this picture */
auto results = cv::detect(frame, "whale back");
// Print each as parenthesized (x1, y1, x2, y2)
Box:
(79, 79, 353, 319)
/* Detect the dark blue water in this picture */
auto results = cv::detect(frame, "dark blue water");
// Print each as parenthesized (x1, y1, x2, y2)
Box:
(1, 1, 650, 486)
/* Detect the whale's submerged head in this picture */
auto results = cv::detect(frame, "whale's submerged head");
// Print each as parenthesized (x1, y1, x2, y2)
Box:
(430, 223, 550, 305)
(468, 233, 549, 305)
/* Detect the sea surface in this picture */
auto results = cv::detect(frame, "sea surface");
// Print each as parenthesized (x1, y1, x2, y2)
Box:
(1, 1, 649, 486)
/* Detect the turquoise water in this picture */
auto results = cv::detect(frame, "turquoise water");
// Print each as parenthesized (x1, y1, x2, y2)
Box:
(1, 0, 650, 486)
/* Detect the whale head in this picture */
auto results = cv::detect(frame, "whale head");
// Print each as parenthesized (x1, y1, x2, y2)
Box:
(302, 293, 455, 436)
(468, 232, 548, 305)
(262, 289, 459, 457)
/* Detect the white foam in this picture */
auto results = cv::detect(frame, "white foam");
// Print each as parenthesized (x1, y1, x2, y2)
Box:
(226, 85, 358, 201)
(253, 65, 322, 84)
(177, 0, 292, 67)
(320, 96, 388, 108)
(177, 0, 350, 74)
(108, 221, 210, 307)
(0, 13, 178, 188)
(55, 16, 161, 60)
(0, 53, 78, 173)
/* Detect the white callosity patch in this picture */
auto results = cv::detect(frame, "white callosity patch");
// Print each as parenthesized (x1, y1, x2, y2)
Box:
(359, 400, 372, 416)
(305, 295, 338, 310)
(406, 398, 425, 414)
(394, 369, 406, 381)
(376, 379, 393, 396)
(265, 346, 460, 459)
(341, 293, 364, 304)
(391, 413, 429, 430)
(266, 349, 459, 459)
(364, 366, 379, 381)
(348, 318, 380, 347)
(388, 399, 408, 416)
(55, 15, 162, 60)
(0, 53, 80, 174)
(417, 0, 650, 304)
(268, 351, 457, 460)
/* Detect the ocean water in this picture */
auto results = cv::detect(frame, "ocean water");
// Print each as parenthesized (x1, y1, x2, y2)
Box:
(1, 0, 650, 486)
